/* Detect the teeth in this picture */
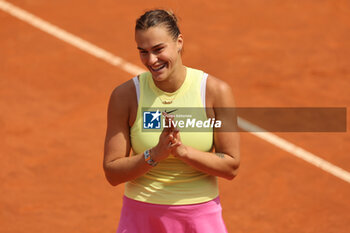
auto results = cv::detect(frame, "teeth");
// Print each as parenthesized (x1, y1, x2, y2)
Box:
(151, 63, 166, 72)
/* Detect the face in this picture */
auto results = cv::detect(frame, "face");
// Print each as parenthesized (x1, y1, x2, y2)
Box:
(135, 26, 183, 82)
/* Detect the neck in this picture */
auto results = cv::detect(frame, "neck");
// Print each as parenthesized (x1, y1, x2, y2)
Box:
(153, 64, 187, 93)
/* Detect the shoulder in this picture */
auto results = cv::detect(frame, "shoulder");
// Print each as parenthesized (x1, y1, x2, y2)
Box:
(111, 78, 137, 98)
(206, 74, 232, 95)
(206, 74, 235, 107)
(111, 77, 139, 100)
(108, 78, 138, 112)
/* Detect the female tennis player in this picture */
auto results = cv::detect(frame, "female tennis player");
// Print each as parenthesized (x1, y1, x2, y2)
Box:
(103, 9, 240, 233)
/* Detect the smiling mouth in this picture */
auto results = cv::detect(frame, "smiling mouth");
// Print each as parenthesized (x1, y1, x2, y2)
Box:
(150, 63, 167, 72)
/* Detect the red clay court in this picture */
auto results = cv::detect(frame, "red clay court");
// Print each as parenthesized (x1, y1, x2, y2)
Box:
(1, 0, 350, 232)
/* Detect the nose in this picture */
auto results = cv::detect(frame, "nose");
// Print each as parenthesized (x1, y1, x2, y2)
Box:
(146, 53, 158, 66)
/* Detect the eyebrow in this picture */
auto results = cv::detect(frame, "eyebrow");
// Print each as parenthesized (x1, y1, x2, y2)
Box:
(137, 43, 165, 50)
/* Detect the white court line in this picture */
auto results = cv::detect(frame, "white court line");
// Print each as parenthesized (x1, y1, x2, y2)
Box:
(238, 117, 350, 183)
(0, 0, 145, 76)
(1, 0, 350, 184)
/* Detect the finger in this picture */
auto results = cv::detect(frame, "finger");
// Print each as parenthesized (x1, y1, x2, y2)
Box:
(163, 119, 173, 131)
(172, 128, 181, 141)
(169, 141, 182, 148)
(168, 134, 178, 145)
(164, 114, 175, 127)
(163, 112, 173, 121)
(161, 126, 170, 135)
(168, 134, 174, 141)
(162, 119, 174, 134)
(168, 119, 175, 130)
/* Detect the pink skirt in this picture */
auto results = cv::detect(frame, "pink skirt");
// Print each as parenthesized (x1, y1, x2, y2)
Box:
(116, 196, 228, 233)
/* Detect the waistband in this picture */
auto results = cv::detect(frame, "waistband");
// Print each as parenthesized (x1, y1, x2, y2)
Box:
(122, 195, 221, 217)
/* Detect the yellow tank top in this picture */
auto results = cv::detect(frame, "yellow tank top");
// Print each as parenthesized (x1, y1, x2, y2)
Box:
(126, 67, 219, 205)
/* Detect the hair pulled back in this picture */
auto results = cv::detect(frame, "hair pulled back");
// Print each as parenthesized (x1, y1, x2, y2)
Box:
(135, 9, 181, 41)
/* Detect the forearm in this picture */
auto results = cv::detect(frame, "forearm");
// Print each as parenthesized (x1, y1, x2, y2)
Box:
(104, 152, 152, 186)
(178, 146, 240, 180)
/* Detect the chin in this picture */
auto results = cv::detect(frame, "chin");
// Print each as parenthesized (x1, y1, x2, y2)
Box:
(150, 69, 168, 82)
(152, 73, 167, 82)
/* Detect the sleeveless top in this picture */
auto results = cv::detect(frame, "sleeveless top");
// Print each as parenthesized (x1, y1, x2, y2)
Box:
(125, 67, 219, 205)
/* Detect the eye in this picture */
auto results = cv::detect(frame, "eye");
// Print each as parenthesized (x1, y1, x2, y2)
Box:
(154, 47, 164, 53)
(139, 50, 148, 55)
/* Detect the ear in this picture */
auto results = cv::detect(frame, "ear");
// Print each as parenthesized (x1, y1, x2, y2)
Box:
(176, 34, 184, 52)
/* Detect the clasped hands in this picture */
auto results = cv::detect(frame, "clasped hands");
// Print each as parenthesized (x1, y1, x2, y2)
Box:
(151, 112, 188, 161)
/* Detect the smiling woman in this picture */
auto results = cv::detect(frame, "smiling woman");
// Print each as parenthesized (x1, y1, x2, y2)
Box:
(135, 25, 184, 85)
(103, 9, 240, 233)
(135, 10, 185, 91)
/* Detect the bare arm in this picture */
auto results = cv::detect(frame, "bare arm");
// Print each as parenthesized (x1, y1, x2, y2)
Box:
(171, 76, 240, 180)
(103, 81, 153, 186)
(103, 81, 178, 186)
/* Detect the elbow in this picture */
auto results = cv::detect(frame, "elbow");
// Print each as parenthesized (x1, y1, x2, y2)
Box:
(226, 169, 239, 180)
(103, 164, 122, 186)
(105, 174, 121, 186)
(226, 160, 240, 180)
